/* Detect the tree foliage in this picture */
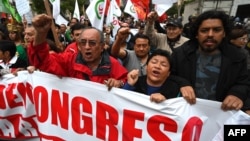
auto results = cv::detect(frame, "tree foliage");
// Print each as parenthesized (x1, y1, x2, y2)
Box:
(30, 0, 87, 19)
(30, 0, 45, 14)
(166, 0, 195, 17)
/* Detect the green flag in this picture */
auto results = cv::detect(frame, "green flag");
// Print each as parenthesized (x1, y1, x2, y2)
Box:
(0, 0, 11, 13)
(2, 0, 22, 22)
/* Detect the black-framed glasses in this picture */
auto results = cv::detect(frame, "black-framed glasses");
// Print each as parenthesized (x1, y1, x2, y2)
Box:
(78, 39, 99, 47)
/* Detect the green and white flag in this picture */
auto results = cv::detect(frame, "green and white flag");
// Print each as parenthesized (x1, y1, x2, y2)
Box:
(106, 0, 121, 36)
(154, 4, 172, 17)
(0, 0, 10, 13)
(124, 0, 138, 20)
(2, 0, 22, 22)
(86, 0, 107, 31)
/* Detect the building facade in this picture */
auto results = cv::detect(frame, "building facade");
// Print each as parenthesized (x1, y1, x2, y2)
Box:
(182, 0, 250, 24)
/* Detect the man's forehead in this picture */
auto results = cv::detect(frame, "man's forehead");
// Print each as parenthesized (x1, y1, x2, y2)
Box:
(200, 19, 223, 25)
(25, 26, 35, 30)
(81, 34, 99, 40)
(82, 29, 99, 35)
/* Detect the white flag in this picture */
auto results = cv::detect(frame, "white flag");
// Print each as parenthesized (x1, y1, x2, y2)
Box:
(15, 0, 30, 16)
(50, 0, 60, 19)
(124, 0, 138, 20)
(106, 0, 121, 25)
(154, 4, 172, 17)
(55, 14, 69, 25)
(86, 0, 107, 31)
(73, 0, 80, 20)
(152, 0, 177, 4)
(106, 0, 121, 35)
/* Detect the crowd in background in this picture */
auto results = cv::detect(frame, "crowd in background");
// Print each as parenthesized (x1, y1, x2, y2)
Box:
(0, 9, 250, 115)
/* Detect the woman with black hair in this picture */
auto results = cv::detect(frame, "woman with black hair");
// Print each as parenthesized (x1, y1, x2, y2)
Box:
(0, 40, 27, 76)
(123, 49, 195, 104)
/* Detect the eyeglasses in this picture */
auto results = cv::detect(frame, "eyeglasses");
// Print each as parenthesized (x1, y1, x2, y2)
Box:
(78, 39, 99, 47)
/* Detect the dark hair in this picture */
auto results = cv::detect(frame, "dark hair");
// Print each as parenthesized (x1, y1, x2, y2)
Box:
(147, 49, 172, 69)
(134, 33, 150, 45)
(70, 23, 85, 34)
(228, 28, 248, 40)
(190, 10, 231, 40)
(0, 40, 17, 58)
(0, 31, 7, 40)
(70, 18, 79, 23)
(55, 24, 60, 29)
(47, 39, 62, 53)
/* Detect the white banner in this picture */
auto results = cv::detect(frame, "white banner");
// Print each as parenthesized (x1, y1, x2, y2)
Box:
(0, 71, 249, 140)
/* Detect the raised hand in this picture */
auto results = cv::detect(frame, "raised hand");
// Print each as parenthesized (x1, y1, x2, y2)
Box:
(32, 14, 52, 46)
(127, 69, 139, 86)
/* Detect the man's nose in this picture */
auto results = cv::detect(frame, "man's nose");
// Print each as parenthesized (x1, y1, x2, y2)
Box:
(208, 29, 214, 36)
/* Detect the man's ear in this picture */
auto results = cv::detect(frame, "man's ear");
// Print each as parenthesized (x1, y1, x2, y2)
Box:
(100, 42, 105, 51)
(78, 44, 81, 51)
(70, 33, 74, 40)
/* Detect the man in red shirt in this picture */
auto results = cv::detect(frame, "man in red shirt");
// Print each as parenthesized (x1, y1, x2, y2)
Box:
(28, 14, 127, 90)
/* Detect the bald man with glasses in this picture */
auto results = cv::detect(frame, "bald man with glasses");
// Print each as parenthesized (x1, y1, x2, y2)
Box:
(28, 14, 128, 90)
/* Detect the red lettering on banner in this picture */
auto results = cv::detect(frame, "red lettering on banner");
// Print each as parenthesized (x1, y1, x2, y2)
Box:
(122, 110, 144, 140)
(30, 85, 205, 140)
(182, 116, 203, 141)
(148, 115, 177, 141)
(96, 102, 119, 141)
(0, 117, 38, 138)
(17, 82, 34, 105)
(0, 83, 33, 110)
(34, 86, 49, 122)
(6, 83, 23, 108)
(18, 117, 38, 136)
(71, 96, 93, 135)
(0, 85, 6, 109)
(51, 90, 69, 129)
(0, 119, 15, 137)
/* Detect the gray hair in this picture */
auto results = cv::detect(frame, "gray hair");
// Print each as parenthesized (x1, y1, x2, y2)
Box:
(80, 27, 104, 44)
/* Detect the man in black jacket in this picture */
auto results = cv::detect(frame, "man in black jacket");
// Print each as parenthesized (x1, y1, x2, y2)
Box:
(171, 10, 249, 111)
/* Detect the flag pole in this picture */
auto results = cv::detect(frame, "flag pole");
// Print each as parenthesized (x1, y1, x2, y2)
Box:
(149, 0, 153, 11)
(43, 0, 60, 48)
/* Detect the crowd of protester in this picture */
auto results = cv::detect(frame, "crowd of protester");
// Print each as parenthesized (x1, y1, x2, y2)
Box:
(0, 9, 250, 116)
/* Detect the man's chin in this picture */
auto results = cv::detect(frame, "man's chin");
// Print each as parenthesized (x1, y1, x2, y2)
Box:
(200, 44, 218, 52)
